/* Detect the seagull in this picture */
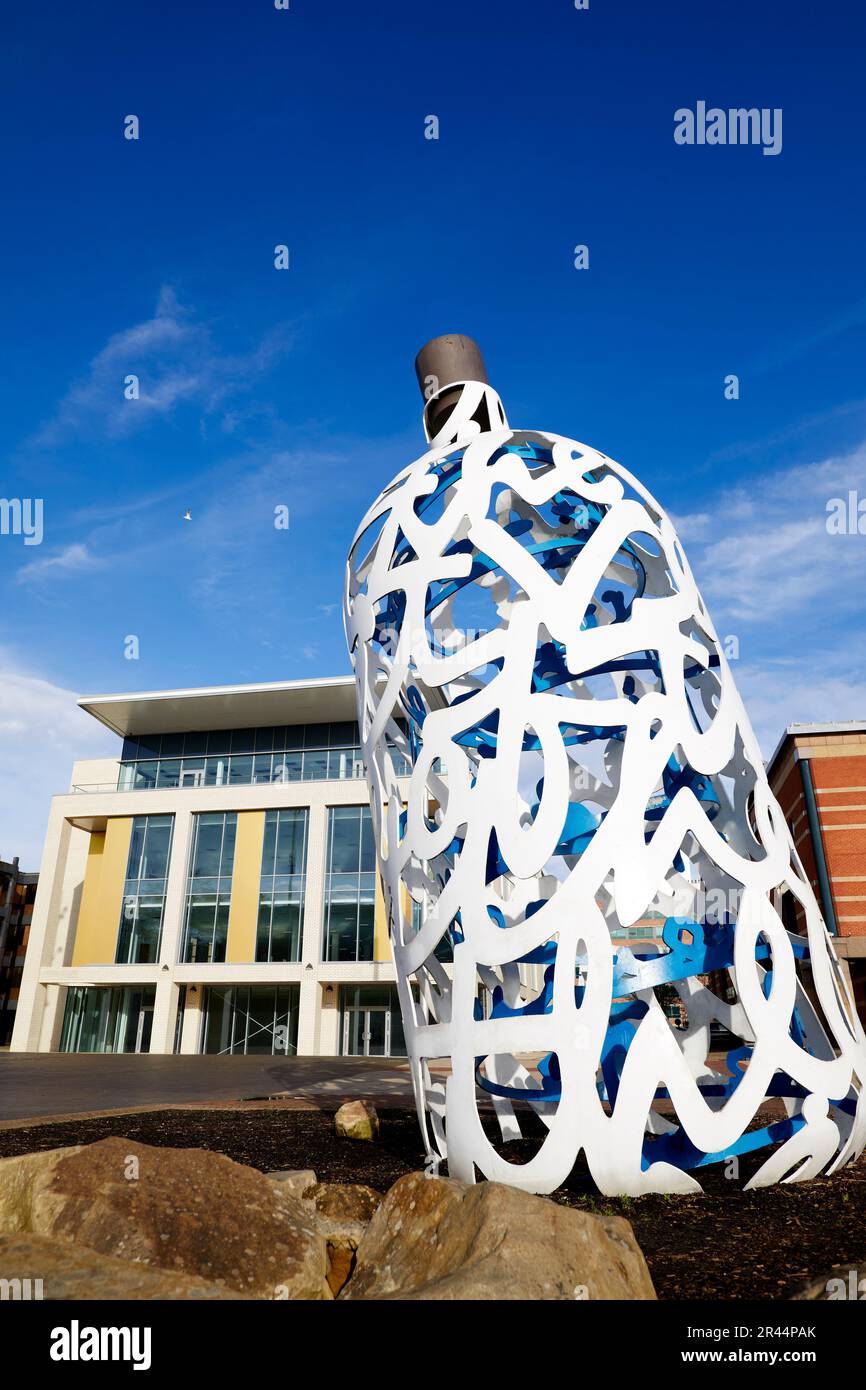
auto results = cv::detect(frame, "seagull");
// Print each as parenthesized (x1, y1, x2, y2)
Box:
(182, 509, 192, 521)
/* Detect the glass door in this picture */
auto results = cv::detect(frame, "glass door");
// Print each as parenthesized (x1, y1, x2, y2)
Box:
(135, 1004, 153, 1054)
(343, 1006, 389, 1056)
(366, 1008, 387, 1056)
(344, 1008, 363, 1056)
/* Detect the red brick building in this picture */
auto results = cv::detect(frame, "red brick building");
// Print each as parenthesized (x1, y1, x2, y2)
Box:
(766, 722, 866, 1026)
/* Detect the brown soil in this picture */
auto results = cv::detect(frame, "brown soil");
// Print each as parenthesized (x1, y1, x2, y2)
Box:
(1, 1105, 863, 1300)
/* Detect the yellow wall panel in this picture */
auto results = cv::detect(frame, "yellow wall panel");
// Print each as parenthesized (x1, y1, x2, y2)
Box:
(226, 811, 266, 963)
(72, 818, 132, 965)
(373, 871, 393, 963)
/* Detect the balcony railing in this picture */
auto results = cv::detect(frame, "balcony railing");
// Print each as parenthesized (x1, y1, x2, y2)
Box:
(70, 746, 412, 794)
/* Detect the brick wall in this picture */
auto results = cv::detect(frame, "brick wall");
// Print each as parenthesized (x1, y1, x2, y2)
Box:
(768, 734, 866, 941)
(811, 745, 866, 938)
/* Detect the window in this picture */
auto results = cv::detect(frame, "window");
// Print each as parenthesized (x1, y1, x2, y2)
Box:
(182, 813, 237, 962)
(156, 758, 181, 789)
(117, 722, 412, 789)
(60, 986, 155, 1053)
(256, 809, 308, 961)
(201, 985, 299, 1055)
(322, 805, 376, 961)
(116, 815, 173, 963)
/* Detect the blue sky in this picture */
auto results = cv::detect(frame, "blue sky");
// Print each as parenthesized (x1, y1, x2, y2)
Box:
(1, 0, 865, 864)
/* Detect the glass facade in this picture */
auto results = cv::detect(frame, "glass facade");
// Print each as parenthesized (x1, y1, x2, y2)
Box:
(116, 815, 173, 964)
(201, 984, 300, 1055)
(256, 809, 308, 961)
(182, 812, 237, 963)
(55, 712, 411, 1056)
(60, 985, 156, 1053)
(340, 985, 406, 1057)
(117, 722, 410, 791)
(322, 805, 377, 961)
(610, 922, 664, 940)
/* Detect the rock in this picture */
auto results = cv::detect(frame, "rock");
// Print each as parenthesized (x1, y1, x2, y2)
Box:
(334, 1100, 379, 1141)
(307, 1182, 382, 1224)
(341, 1172, 657, 1301)
(305, 1185, 382, 1297)
(257, 1175, 379, 1297)
(0, 1231, 253, 1300)
(325, 1244, 356, 1299)
(0, 1138, 331, 1300)
(0, 1146, 82, 1232)
(267, 1170, 317, 1200)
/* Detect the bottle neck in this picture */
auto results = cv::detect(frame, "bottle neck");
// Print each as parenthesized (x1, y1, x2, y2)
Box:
(423, 379, 509, 448)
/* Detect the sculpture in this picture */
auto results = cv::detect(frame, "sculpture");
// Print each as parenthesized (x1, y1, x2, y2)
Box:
(343, 335, 866, 1195)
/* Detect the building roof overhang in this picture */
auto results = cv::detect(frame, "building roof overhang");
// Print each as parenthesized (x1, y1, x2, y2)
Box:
(765, 720, 866, 782)
(78, 676, 358, 739)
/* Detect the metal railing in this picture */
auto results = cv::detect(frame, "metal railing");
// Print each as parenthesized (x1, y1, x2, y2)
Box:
(70, 749, 413, 794)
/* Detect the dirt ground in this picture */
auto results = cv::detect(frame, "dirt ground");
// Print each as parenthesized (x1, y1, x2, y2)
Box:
(1, 1105, 863, 1300)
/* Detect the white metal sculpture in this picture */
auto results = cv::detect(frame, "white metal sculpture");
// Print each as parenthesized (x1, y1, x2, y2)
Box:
(344, 338, 866, 1196)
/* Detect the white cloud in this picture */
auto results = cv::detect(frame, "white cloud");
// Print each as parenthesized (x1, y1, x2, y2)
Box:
(0, 655, 116, 868)
(735, 661, 865, 759)
(680, 441, 866, 757)
(16, 542, 103, 585)
(28, 287, 293, 448)
(684, 442, 866, 626)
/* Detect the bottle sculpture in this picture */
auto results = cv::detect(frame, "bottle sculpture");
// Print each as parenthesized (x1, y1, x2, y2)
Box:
(343, 335, 866, 1195)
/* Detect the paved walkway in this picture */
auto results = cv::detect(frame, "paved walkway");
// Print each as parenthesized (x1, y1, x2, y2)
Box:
(0, 1053, 423, 1124)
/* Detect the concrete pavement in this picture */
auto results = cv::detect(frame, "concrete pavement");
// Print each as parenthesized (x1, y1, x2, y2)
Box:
(0, 1053, 423, 1124)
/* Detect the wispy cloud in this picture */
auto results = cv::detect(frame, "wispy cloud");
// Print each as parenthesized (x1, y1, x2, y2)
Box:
(703, 398, 866, 468)
(68, 478, 197, 528)
(27, 287, 294, 449)
(176, 426, 414, 616)
(683, 442, 866, 624)
(749, 296, 866, 377)
(736, 659, 866, 759)
(678, 440, 866, 754)
(16, 542, 104, 585)
(0, 651, 116, 866)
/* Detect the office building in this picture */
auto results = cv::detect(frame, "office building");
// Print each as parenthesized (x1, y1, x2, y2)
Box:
(11, 677, 410, 1056)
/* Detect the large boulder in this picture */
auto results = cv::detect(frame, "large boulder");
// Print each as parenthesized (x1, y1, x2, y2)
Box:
(341, 1172, 657, 1301)
(334, 1100, 379, 1141)
(0, 1138, 331, 1300)
(0, 1146, 82, 1232)
(0, 1232, 253, 1300)
(307, 1182, 382, 1224)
